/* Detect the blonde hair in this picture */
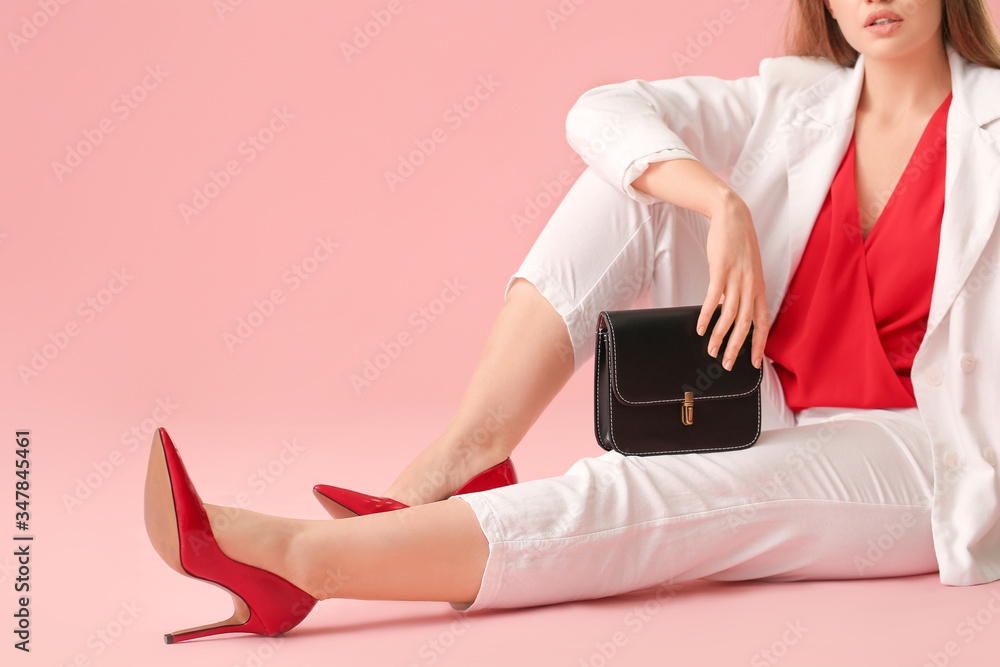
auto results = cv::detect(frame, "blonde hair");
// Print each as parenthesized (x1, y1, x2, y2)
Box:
(785, 0, 1000, 68)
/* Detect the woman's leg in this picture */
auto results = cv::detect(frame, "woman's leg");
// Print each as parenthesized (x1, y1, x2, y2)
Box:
(454, 403, 938, 611)
(380, 278, 575, 507)
(197, 401, 935, 612)
(202, 498, 489, 604)
(381, 166, 688, 506)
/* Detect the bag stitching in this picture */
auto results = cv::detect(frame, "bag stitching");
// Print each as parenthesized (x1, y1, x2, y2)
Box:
(598, 310, 762, 455)
(606, 310, 762, 405)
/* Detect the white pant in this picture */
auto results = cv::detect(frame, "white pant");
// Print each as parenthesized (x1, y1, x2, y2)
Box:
(454, 167, 938, 612)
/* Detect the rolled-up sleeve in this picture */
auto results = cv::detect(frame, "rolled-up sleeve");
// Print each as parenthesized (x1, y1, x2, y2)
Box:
(565, 67, 767, 205)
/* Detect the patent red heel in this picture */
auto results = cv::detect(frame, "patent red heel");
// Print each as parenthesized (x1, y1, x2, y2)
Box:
(144, 427, 317, 644)
(313, 458, 518, 519)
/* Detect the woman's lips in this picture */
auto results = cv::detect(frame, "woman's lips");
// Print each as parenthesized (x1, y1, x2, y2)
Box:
(866, 18, 903, 36)
(864, 9, 904, 36)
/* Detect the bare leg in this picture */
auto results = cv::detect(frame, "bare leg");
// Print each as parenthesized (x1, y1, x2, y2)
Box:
(381, 277, 574, 506)
(205, 499, 489, 605)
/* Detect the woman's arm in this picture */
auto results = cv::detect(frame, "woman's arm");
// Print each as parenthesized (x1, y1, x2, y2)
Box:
(565, 72, 771, 368)
(565, 73, 765, 204)
(633, 158, 768, 373)
(566, 67, 776, 371)
(566, 59, 846, 370)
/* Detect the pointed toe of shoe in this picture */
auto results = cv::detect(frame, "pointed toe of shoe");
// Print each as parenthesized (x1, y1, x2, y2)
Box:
(312, 484, 408, 518)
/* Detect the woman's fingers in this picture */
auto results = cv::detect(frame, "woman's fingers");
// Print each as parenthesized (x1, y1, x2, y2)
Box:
(720, 285, 754, 371)
(702, 279, 750, 372)
(701, 284, 763, 371)
(697, 283, 723, 338)
(700, 275, 734, 353)
(750, 295, 770, 369)
(697, 196, 768, 372)
(723, 287, 770, 371)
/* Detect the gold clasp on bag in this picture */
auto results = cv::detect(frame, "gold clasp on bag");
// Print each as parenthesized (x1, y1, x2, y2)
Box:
(681, 391, 694, 425)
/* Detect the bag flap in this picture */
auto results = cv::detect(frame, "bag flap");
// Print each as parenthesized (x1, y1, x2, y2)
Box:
(598, 304, 761, 405)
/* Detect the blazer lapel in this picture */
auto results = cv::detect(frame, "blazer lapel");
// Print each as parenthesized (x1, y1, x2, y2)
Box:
(776, 47, 1000, 338)
(779, 58, 864, 298)
(925, 47, 1000, 338)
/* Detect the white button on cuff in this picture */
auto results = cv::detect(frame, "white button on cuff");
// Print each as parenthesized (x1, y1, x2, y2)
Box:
(924, 367, 944, 386)
(960, 352, 976, 373)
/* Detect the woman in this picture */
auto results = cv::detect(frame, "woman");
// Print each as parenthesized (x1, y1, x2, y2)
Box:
(144, 0, 1000, 643)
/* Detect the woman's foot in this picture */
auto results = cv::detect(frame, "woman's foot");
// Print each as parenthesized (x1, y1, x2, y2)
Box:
(201, 504, 310, 590)
(144, 428, 319, 642)
(314, 457, 516, 518)
(379, 428, 514, 507)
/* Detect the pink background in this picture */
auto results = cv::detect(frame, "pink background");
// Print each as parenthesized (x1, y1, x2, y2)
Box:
(4, 0, 1000, 665)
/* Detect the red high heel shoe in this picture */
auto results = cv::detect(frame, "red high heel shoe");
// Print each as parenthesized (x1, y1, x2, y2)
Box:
(313, 458, 517, 519)
(144, 427, 317, 644)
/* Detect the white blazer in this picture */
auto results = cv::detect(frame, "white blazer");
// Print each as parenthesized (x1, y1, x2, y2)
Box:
(565, 45, 1000, 586)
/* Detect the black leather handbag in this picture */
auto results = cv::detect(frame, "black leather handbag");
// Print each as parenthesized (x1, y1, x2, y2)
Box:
(594, 304, 762, 455)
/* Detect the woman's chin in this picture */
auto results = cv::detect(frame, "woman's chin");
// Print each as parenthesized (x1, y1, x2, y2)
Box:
(846, 27, 946, 64)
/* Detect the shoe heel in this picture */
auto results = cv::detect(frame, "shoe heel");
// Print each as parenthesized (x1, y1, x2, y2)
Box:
(147, 428, 317, 645)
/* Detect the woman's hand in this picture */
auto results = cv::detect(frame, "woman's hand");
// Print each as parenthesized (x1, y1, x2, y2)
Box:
(697, 190, 769, 371)
(631, 159, 769, 371)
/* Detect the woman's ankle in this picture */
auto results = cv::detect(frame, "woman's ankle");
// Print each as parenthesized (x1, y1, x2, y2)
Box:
(383, 433, 513, 507)
(287, 522, 347, 601)
(205, 504, 314, 594)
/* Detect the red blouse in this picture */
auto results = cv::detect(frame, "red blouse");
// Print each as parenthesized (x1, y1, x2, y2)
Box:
(764, 93, 952, 413)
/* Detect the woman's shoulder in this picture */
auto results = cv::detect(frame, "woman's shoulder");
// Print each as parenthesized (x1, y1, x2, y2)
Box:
(953, 54, 1000, 91)
(754, 54, 846, 92)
